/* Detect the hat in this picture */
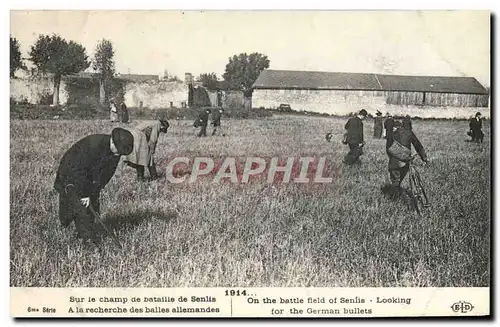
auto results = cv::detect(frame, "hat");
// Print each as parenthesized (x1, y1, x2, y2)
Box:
(376, 110, 382, 116)
(476, 112, 482, 116)
(159, 119, 170, 128)
(111, 128, 134, 155)
(359, 109, 368, 117)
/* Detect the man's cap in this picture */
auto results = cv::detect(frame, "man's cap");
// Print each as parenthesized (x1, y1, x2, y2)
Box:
(476, 112, 482, 116)
(376, 110, 382, 116)
(159, 119, 170, 130)
(111, 128, 134, 155)
(359, 109, 368, 117)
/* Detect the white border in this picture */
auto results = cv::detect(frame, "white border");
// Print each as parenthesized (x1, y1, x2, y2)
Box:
(2, 1, 497, 327)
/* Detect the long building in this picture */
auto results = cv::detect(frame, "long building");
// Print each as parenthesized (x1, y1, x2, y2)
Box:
(252, 69, 489, 115)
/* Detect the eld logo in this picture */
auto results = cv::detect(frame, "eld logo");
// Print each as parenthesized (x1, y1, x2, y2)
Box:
(451, 301, 474, 314)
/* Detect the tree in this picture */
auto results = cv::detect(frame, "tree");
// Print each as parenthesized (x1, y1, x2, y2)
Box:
(92, 39, 115, 104)
(10, 36, 25, 78)
(222, 52, 270, 97)
(28, 34, 90, 106)
(197, 72, 219, 91)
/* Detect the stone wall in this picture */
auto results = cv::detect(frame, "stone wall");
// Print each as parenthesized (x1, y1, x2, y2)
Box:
(252, 89, 490, 119)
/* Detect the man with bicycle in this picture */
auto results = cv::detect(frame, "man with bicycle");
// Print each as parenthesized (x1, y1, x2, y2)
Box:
(384, 117, 428, 197)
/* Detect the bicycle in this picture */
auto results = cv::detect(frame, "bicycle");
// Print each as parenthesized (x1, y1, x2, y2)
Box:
(407, 154, 430, 215)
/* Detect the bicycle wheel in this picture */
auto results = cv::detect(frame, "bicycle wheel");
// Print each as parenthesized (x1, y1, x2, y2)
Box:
(408, 169, 422, 215)
(412, 166, 430, 208)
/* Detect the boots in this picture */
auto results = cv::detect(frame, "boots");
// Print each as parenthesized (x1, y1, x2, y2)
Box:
(136, 166, 145, 181)
(148, 164, 158, 180)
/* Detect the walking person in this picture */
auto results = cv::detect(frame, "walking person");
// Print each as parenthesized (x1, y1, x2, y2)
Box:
(53, 128, 134, 241)
(124, 119, 170, 181)
(109, 99, 119, 123)
(211, 108, 226, 136)
(373, 110, 384, 139)
(469, 112, 484, 143)
(194, 108, 211, 137)
(382, 112, 394, 139)
(343, 109, 368, 165)
(384, 117, 428, 198)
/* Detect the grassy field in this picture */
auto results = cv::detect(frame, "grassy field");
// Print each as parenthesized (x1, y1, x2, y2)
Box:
(10, 115, 490, 287)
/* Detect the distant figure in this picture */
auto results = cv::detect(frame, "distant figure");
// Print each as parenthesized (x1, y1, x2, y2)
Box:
(403, 115, 413, 131)
(124, 119, 170, 181)
(53, 128, 134, 241)
(383, 112, 394, 139)
(109, 99, 119, 123)
(383, 118, 428, 198)
(343, 109, 368, 165)
(193, 108, 211, 137)
(120, 102, 129, 123)
(469, 112, 484, 143)
(211, 108, 226, 136)
(373, 110, 384, 139)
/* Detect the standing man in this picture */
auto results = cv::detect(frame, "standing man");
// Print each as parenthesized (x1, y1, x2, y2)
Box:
(120, 101, 129, 124)
(54, 128, 134, 241)
(383, 112, 394, 139)
(343, 109, 368, 165)
(373, 110, 384, 139)
(469, 112, 484, 143)
(124, 119, 170, 181)
(211, 108, 226, 136)
(194, 108, 211, 137)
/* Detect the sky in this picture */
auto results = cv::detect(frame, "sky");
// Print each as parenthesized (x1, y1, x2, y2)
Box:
(9, 10, 491, 86)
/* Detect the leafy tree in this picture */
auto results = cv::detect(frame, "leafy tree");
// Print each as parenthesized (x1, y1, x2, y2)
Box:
(92, 39, 115, 104)
(197, 72, 219, 91)
(222, 52, 270, 97)
(28, 34, 89, 105)
(10, 36, 25, 77)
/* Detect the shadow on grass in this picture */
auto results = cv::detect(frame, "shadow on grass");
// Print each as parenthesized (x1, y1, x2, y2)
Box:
(96, 208, 177, 237)
(380, 183, 419, 213)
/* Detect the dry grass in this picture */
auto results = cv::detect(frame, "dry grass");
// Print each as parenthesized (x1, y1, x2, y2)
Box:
(10, 115, 490, 287)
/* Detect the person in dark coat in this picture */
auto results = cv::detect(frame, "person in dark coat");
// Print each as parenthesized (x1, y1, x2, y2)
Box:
(120, 102, 129, 123)
(211, 108, 226, 136)
(373, 110, 384, 139)
(53, 128, 134, 241)
(343, 109, 368, 165)
(469, 112, 484, 143)
(384, 118, 428, 198)
(383, 113, 394, 139)
(194, 108, 211, 137)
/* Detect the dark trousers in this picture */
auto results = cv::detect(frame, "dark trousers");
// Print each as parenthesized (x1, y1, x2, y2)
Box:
(344, 143, 363, 165)
(472, 129, 484, 143)
(389, 165, 410, 187)
(198, 125, 207, 137)
(59, 192, 100, 240)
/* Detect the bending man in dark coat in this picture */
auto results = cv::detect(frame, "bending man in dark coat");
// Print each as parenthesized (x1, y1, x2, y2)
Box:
(54, 128, 134, 241)
(343, 109, 367, 165)
(385, 118, 428, 197)
(373, 110, 384, 139)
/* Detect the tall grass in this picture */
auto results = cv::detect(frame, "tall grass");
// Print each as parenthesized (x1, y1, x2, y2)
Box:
(10, 115, 490, 287)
